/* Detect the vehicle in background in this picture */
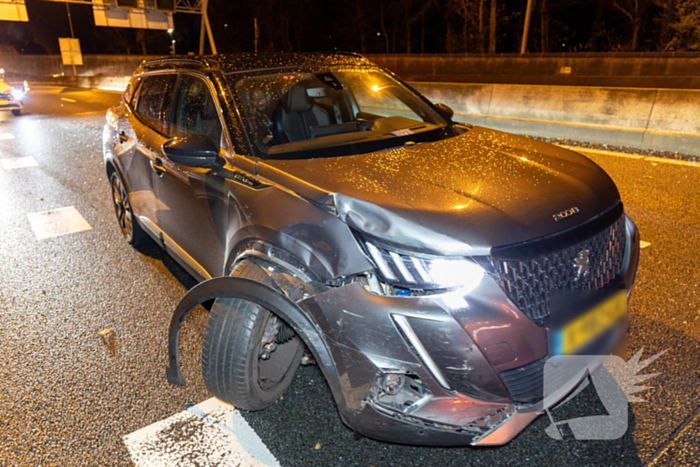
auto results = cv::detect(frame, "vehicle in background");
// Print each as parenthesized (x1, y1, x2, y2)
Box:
(0, 78, 25, 116)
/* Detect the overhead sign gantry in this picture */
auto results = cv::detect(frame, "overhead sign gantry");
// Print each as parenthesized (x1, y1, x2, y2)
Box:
(0, 0, 202, 15)
(0, 0, 215, 55)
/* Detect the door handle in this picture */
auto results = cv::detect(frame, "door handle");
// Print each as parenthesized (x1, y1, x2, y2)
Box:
(118, 130, 128, 143)
(150, 157, 166, 176)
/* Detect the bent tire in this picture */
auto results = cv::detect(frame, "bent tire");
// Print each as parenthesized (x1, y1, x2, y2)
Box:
(202, 296, 304, 410)
(109, 171, 148, 247)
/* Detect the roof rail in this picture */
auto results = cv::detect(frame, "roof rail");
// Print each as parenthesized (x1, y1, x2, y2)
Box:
(332, 51, 366, 59)
(141, 57, 210, 68)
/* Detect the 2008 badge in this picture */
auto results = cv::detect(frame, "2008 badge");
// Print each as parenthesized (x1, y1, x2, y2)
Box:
(553, 206, 580, 222)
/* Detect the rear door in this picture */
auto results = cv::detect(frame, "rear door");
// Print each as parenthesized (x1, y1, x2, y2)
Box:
(150, 72, 228, 279)
(130, 72, 176, 237)
(111, 76, 155, 227)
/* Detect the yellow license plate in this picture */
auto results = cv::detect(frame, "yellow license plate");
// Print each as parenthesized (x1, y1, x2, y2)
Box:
(553, 290, 627, 354)
(0, 100, 8, 106)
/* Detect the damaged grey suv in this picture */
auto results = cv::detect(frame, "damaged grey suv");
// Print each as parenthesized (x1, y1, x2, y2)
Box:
(103, 53, 639, 446)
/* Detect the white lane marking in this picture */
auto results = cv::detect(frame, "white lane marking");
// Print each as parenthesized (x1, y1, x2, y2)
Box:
(27, 206, 92, 240)
(0, 133, 15, 140)
(1, 156, 38, 170)
(557, 146, 644, 160)
(454, 110, 700, 138)
(124, 398, 280, 467)
(60, 97, 77, 103)
(558, 145, 699, 167)
(643, 155, 700, 167)
(640, 241, 651, 249)
(91, 88, 124, 94)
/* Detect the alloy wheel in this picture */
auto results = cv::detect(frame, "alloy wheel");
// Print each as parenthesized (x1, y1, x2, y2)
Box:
(111, 174, 133, 240)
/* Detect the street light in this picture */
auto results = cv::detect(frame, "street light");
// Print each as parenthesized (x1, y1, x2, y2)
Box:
(168, 28, 175, 55)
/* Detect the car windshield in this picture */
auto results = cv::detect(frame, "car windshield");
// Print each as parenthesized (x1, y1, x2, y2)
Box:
(227, 67, 451, 159)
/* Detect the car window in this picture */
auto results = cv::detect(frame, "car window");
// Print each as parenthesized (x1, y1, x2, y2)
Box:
(123, 76, 140, 106)
(170, 74, 222, 146)
(342, 73, 415, 118)
(228, 67, 448, 159)
(135, 74, 174, 133)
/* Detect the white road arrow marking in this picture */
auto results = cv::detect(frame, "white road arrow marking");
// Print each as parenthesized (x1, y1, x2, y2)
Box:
(124, 398, 280, 467)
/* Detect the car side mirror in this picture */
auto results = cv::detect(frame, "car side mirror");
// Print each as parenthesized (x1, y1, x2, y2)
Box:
(162, 134, 220, 168)
(435, 103, 454, 120)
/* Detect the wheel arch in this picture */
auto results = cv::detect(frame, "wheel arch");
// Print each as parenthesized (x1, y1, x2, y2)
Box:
(105, 159, 117, 178)
(166, 276, 346, 408)
(105, 157, 137, 203)
(225, 238, 319, 283)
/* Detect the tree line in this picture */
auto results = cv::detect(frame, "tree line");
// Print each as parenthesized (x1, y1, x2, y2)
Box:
(214, 0, 700, 54)
(3, 0, 700, 55)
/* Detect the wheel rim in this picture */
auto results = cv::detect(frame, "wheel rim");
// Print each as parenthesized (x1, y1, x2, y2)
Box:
(257, 316, 300, 391)
(111, 175, 133, 239)
(257, 337, 300, 391)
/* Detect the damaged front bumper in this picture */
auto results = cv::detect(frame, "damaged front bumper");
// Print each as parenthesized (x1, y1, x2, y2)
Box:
(166, 215, 640, 447)
(293, 278, 630, 446)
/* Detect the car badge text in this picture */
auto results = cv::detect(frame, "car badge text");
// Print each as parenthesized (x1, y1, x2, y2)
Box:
(574, 249, 590, 280)
(553, 206, 580, 222)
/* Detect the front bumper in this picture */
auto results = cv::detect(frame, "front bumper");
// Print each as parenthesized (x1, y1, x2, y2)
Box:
(294, 214, 640, 446)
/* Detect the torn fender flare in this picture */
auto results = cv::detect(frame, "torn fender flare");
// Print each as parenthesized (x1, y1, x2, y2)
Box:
(165, 276, 339, 388)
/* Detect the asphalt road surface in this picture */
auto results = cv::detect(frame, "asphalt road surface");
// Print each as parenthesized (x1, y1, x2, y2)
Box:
(0, 87, 698, 466)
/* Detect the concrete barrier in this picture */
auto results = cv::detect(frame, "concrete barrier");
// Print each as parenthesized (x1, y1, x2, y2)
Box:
(368, 53, 700, 89)
(23, 76, 699, 154)
(0, 54, 157, 81)
(31, 75, 131, 92)
(411, 82, 700, 154)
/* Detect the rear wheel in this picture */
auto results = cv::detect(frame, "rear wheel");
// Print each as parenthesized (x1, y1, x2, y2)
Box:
(11, 109, 20, 117)
(110, 171, 148, 246)
(202, 261, 304, 410)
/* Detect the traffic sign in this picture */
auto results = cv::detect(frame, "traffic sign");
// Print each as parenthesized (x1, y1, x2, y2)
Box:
(58, 38, 83, 66)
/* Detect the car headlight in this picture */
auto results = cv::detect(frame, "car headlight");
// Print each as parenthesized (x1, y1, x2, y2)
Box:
(10, 89, 23, 100)
(362, 238, 484, 291)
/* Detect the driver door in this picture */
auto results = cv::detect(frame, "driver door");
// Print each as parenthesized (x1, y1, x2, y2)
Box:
(151, 72, 228, 280)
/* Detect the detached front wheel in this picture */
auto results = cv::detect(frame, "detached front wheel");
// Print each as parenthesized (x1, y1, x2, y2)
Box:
(202, 296, 304, 411)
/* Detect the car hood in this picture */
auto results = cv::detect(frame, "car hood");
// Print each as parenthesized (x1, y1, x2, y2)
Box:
(258, 126, 620, 256)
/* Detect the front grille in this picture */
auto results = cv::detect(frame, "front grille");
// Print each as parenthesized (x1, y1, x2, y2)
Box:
(492, 215, 626, 322)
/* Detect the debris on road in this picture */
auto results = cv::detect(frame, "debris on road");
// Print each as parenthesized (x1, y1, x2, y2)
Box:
(98, 328, 117, 351)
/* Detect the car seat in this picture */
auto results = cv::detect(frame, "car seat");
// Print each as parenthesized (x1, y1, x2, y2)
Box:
(182, 81, 222, 145)
(272, 84, 330, 143)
